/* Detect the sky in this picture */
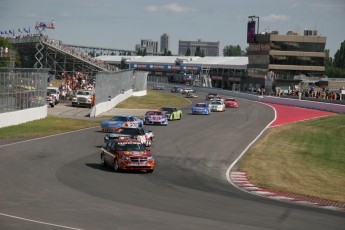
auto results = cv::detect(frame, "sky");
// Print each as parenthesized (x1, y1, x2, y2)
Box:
(1, 0, 345, 57)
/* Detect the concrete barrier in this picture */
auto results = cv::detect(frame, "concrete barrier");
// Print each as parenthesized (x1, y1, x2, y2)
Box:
(0, 105, 48, 128)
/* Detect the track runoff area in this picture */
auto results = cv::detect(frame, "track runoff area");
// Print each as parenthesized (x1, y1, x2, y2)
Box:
(228, 102, 344, 212)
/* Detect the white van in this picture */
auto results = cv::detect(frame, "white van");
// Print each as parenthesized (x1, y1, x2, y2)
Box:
(47, 86, 60, 104)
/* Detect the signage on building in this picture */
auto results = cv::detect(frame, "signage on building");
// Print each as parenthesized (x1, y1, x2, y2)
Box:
(247, 21, 256, 43)
(130, 64, 200, 71)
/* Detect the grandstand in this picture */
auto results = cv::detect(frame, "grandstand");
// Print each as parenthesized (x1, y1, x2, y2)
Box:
(9, 35, 117, 78)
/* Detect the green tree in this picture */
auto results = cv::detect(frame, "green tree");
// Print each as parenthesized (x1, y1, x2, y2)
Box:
(185, 48, 191, 56)
(223, 45, 242, 56)
(167, 50, 172, 56)
(137, 49, 142, 56)
(334, 40, 345, 68)
(324, 49, 333, 67)
(0, 36, 20, 67)
(325, 41, 345, 78)
(142, 48, 147, 56)
(194, 46, 204, 57)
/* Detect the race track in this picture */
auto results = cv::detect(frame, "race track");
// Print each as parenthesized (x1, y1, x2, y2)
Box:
(0, 92, 344, 230)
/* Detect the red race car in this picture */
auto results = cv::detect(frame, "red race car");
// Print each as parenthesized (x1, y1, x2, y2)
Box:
(100, 139, 155, 173)
(224, 98, 239, 108)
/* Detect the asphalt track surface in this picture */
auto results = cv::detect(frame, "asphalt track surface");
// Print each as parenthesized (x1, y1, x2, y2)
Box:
(0, 92, 344, 230)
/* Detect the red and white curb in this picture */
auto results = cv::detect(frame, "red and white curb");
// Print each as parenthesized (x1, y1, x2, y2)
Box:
(231, 171, 345, 212)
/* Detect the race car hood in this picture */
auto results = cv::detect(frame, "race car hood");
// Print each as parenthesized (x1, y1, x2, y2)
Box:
(147, 115, 165, 121)
(118, 150, 150, 157)
(104, 133, 133, 142)
(193, 106, 207, 111)
(101, 120, 125, 128)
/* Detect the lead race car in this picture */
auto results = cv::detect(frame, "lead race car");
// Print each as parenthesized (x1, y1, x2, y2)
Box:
(100, 115, 143, 132)
(224, 97, 239, 108)
(143, 110, 168, 125)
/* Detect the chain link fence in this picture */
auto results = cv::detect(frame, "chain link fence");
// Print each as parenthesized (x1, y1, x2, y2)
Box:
(0, 68, 49, 113)
(95, 70, 147, 104)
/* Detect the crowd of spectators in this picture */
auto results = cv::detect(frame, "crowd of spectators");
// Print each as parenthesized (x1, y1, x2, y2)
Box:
(49, 71, 95, 102)
(275, 86, 344, 100)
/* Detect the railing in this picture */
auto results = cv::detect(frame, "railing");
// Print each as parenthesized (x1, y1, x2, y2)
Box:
(10, 35, 118, 72)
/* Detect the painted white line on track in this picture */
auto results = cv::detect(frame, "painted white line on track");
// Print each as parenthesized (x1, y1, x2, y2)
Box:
(0, 126, 98, 148)
(0, 212, 85, 230)
(226, 103, 277, 189)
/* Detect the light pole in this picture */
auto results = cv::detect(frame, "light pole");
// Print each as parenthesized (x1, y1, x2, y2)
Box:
(248, 15, 260, 34)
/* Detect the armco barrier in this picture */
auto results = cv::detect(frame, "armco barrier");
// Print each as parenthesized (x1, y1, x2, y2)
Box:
(0, 105, 47, 128)
(149, 82, 345, 114)
(260, 96, 345, 114)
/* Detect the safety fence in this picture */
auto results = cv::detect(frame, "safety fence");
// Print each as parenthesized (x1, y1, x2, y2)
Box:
(90, 70, 147, 117)
(0, 68, 48, 113)
(95, 70, 147, 104)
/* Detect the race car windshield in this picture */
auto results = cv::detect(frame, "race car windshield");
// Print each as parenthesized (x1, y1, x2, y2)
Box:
(147, 111, 163, 115)
(118, 143, 145, 151)
(196, 104, 206, 107)
(111, 116, 128, 121)
(118, 128, 138, 135)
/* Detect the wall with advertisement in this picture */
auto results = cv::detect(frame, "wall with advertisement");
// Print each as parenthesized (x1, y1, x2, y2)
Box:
(129, 63, 201, 72)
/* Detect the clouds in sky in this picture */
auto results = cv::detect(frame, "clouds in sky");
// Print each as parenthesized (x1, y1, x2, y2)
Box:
(146, 3, 193, 13)
(262, 14, 290, 22)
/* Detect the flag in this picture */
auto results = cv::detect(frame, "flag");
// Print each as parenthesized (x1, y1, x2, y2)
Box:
(28, 26, 30, 34)
(8, 30, 12, 34)
(23, 27, 28, 33)
(12, 29, 15, 36)
(0, 31, 3, 35)
(5, 31, 8, 35)
(18, 28, 22, 33)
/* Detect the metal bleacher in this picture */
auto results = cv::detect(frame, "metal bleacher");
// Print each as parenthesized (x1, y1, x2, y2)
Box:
(10, 35, 118, 77)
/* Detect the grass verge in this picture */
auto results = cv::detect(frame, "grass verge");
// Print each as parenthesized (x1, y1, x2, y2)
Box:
(116, 90, 190, 109)
(239, 114, 345, 203)
(0, 116, 99, 139)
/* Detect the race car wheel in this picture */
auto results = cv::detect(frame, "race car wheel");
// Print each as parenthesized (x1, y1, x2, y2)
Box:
(179, 114, 182, 120)
(146, 139, 151, 147)
(101, 154, 106, 167)
(147, 169, 154, 173)
(114, 158, 120, 172)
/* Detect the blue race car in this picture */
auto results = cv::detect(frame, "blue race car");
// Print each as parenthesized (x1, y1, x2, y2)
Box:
(191, 103, 211, 115)
(100, 115, 143, 132)
(144, 110, 168, 125)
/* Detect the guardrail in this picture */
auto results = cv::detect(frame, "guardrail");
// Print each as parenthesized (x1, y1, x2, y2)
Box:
(149, 81, 345, 114)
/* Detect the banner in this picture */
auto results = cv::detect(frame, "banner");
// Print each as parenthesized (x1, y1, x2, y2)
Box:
(35, 21, 55, 29)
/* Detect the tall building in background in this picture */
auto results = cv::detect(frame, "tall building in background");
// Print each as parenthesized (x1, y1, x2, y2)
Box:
(178, 39, 220, 56)
(160, 33, 170, 53)
(246, 27, 327, 91)
(135, 39, 158, 54)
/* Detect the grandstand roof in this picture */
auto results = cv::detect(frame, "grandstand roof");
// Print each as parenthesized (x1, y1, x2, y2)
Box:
(96, 55, 248, 69)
